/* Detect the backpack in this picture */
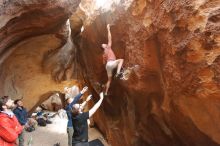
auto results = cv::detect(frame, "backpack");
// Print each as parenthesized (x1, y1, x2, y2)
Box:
(37, 118, 46, 126)
(25, 126, 35, 132)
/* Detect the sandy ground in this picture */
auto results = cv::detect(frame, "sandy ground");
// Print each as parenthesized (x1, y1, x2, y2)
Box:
(24, 114, 109, 146)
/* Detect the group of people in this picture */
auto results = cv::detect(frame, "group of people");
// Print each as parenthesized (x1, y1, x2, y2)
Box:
(64, 86, 105, 146)
(0, 24, 123, 146)
(67, 24, 124, 145)
(0, 87, 104, 146)
(0, 97, 38, 146)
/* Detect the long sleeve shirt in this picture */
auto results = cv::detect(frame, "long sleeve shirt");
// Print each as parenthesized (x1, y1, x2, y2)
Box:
(0, 112, 23, 146)
(65, 93, 83, 127)
(13, 107, 28, 126)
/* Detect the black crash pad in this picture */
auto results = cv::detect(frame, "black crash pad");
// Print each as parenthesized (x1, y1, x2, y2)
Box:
(89, 139, 104, 146)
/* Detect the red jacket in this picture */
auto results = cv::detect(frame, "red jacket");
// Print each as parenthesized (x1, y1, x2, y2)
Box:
(0, 112, 23, 146)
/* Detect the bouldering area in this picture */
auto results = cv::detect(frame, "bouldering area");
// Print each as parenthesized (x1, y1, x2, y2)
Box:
(0, 0, 220, 146)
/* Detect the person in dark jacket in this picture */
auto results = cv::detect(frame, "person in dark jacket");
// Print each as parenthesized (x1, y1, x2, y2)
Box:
(65, 86, 88, 146)
(72, 92, 104, 146)
(13, 99, 28, 146)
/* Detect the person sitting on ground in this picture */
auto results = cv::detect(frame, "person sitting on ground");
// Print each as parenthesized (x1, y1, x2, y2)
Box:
(65, 86, 88, 146)
(35, 106, 52, 126)
(0, 96, 23, 146)
(72, 92, 104, 146)
(25, 117, 37, 131)
(102, 24, 124, 95)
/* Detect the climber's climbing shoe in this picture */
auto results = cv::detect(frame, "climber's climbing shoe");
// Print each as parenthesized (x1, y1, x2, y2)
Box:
(104, 92, 112, 97)
(104, 92, 108, 96)
(114, 72, 123, 79)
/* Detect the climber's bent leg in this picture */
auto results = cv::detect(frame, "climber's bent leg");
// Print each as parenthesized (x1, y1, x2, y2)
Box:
(105, 60, 118, 95)
(105, 77, 112, 95)
(116, 59, 124, 74)
(106, 60, 118, 76)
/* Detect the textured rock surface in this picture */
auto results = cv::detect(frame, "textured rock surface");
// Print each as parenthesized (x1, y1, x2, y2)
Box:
(0, 0, 80, 62)
(0, 0, 220, 146)
(0, 0, 81, 111)
(76, 0, 220, 146)
(0, 34, 79, 111)
(41, 93, 64, 111)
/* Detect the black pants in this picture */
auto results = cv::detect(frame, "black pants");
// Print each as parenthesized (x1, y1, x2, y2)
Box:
(72, 142, 89, 146)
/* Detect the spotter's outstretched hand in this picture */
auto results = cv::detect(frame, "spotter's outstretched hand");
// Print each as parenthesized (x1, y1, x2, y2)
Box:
(80, 86, 88, 94)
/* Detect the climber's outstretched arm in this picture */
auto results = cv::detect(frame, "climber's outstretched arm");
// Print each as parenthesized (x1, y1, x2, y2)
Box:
(107, 24, 112, 47)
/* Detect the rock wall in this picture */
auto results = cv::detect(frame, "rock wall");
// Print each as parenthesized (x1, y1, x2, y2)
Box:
(0, 0, 220, 146)
(41, 93, 64, 111)
(75, 0, 220, 146)
(0, 0, 80, 61)
(0, 0, 81, 110)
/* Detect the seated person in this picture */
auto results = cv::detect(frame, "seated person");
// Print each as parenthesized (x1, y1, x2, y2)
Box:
(36, 107, 52, 126)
